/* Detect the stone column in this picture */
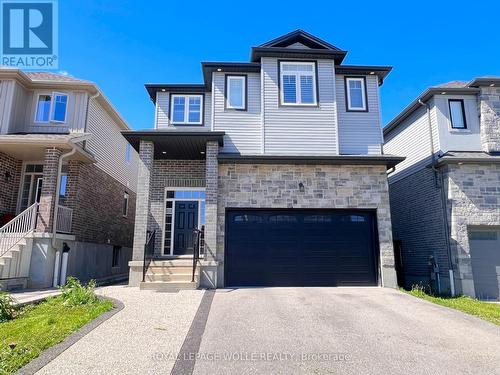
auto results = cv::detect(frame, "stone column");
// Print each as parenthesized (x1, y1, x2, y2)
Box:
(37, 148, 62, 232)
(479, 86, 500, 152)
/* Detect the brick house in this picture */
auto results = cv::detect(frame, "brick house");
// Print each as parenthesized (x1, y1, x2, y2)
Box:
(384, 77, 500, 300)
(125, 30, 404, 291)
(0, 69, 138, 290)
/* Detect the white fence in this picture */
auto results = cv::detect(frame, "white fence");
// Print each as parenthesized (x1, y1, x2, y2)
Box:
(0, 203, 38, 258)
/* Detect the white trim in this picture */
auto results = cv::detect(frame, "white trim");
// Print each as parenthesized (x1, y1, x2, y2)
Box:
(226, 76, 246, 109)
(34, 93, 53, 123)
(17, 162, 44, 214)
(279, 61, 317, 106)
(50, 92, 68, 123)
(260, 65, 265, 154)
(346, 77, 367, 111)
(170, 94, 204, 125)
(211, 74, 215, 131)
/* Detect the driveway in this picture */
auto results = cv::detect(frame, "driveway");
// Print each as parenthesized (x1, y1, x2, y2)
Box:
(187, 287, 500, 375)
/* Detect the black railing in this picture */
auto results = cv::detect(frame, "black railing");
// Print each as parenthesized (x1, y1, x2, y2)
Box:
(192, 228, 202, 283)
(142, 230, 156, 282)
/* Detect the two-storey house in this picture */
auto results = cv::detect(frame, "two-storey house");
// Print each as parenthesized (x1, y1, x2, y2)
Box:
(0, 69, 138, 290)
(125, 30, 403, 290)
(384, 77, 500, 300)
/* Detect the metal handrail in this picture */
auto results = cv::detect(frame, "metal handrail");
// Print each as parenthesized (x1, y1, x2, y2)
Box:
(0, 202, 38, 258)
(142, 230, 156, 282)
(192, 228, 202, 283)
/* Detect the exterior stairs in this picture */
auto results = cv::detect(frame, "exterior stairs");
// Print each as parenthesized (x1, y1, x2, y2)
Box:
(0, 238, 33, 291)
(140, 258, 199, 292)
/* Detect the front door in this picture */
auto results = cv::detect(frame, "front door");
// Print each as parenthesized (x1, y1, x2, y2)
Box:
(173, 201, 199, 255)
(19, 174, 43, 212)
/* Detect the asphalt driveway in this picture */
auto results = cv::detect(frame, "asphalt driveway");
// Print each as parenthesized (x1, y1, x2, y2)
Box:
(188, 287, 500, 375)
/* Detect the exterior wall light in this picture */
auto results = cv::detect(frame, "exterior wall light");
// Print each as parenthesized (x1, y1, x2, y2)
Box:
(298, 182, 305, 192)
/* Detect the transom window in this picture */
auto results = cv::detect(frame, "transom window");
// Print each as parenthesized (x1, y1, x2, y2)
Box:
(448, 99, 467, 129)
(35, 92, 69, 123)
(345, 77, 367, 111)
(226, 75, 246, 110)
(279, 61, 317, 105)
(170, 94, 203, 125)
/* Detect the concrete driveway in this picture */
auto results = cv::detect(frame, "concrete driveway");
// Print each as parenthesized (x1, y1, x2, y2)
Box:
(187, 287, 500, 375)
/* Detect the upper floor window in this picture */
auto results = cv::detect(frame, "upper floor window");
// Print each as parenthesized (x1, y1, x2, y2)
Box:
(279, 61, 317, 105)
(125, 143, 131, 162)
(170, 94, 203, 125)
(226, 75, 246, 110)
(345, 77, 367, 112)
(448, 99, 467, 129)
(35, 92, 68, 123)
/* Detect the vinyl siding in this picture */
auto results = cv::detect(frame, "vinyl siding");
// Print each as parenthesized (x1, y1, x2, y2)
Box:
(155, 92, 211, 130)
(86, 98, 139, 193)
(384, 100, 440, 183)
(262, 58, 338, 155)
(213, 72, 261, 154)
(8, 81, 29, 133)
(0, 80, 15, 134)
(336, 75, 383, 155)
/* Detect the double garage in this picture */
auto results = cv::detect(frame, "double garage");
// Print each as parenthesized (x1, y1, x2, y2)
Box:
(224, 209, 380, 287)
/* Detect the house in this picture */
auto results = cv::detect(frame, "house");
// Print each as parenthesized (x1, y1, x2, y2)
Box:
(124, 30, 404, 290)
(0, 69, 138, 290)
(384, 77, 500, 300)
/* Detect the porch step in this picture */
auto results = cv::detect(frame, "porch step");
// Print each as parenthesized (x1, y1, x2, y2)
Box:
(144, 273, 198, 282)
(147, 266, 194, 274)
(149, 259, 195, 267)
(139, 281, 197, 292)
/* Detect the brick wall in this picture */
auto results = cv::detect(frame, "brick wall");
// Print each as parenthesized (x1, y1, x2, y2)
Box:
(37, 148, 62, 232)
(0, 151, 22, 216)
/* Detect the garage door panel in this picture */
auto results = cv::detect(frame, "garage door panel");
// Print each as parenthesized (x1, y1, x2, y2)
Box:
(226, 209, 378, 287)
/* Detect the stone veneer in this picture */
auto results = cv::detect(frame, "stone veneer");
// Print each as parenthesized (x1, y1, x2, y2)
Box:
(479, 86, 500, 153)
(442, 163, 500, 297)
(0, 151, 22, 216)
(214, 163, 397, 288)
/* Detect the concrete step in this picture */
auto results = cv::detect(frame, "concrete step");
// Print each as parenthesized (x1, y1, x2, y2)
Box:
(145, 273, 198, 282)
(139, 281, 197, 292)
(8, 251, 20, 278)
(1, 258, 11, 278)
(147, 266, 194, 274)
(149, 259, 195, 267)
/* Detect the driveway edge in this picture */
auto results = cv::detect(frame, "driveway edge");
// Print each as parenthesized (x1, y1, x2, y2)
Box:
(16, 296, 125, 375)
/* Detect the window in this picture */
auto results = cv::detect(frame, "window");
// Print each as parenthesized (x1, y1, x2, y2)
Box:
(122, 192, 129, 217)
(112, 246, 121, 267)
(35, 93, 69, 123)
(345, 77, 367, 111)
(279, 61, 317, 105)
(226, 75, 246, 110)
(170, 94, 203, 125)
(125, 144, 131, 162)
(59, 174, 68, 205)
(448, 99, 467, 129)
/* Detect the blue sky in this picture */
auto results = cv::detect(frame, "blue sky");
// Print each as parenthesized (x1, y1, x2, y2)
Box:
(58, 0, 500, 130)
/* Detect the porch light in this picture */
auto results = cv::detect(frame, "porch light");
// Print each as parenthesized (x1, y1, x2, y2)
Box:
(298, 182, 305, 193)
(4, 171, 12, 183)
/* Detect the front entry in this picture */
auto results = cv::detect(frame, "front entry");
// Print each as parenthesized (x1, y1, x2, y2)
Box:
(173, 201, 199, 255)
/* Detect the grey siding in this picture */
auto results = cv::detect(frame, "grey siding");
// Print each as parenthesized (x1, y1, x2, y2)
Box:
(8, 81, 29, 133)
(0, 80, 15, 134)
(389, 167, 450, 290)
(86, 98, 139, 192)
(262, 58, 338, 155)
(213, 72, 261, 154)
(155, 91, 211, 130)
(336, 75, 383, 155)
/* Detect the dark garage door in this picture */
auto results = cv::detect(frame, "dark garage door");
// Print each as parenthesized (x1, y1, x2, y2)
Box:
(225, 209, 379, 287)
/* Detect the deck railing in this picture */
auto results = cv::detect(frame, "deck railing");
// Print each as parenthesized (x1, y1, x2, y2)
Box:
(56, 205, 73, 234)
(142, 230, 156, 282)
(0, 203, 38, 258)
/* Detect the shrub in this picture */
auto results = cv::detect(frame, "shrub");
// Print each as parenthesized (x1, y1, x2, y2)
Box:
(0, 291, 17, 322)
(59, 277, 98, 306)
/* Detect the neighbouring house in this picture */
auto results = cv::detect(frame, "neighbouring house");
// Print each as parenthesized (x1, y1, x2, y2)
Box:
(125, 30, 404, 291)
(384, 77, 500, 300)
(0, 69, 138, 290)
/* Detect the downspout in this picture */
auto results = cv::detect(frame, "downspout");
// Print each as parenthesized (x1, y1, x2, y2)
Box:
(82, 91, 100, 149)
(418, 99, 455, 296)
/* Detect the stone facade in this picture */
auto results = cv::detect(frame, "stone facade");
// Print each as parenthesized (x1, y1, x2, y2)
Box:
(214, 163, 397, 288)
(442, 163, 500, 297)
(479, 86, 500, 152)
(0, 151, 22, 216)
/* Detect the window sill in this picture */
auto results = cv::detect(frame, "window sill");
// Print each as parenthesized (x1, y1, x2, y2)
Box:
(449, 129, 471, 133)
(279, 103, 319, 108)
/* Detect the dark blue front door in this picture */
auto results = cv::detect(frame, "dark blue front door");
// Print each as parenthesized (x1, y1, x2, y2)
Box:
(174, 201, 199, 255)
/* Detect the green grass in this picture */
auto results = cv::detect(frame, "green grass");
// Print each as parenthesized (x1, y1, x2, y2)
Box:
(0, 296, 112, 375)
(405, 287, 500, 326)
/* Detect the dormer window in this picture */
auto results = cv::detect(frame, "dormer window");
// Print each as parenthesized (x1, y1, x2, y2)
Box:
(448, 99, 467, 129)
(279, 61, 317, 105)
(35, 92, 68, 123)
(345, 77, 367, 112)
(170, 94, 203, 125)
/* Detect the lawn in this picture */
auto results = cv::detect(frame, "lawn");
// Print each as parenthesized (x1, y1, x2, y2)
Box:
(0, 295, 112, 374)
(406, 288, 500, 326)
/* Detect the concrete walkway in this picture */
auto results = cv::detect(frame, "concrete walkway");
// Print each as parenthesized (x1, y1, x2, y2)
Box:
(34, 285, 205, 375)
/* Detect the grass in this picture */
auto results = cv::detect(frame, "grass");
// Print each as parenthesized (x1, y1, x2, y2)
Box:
(0, 295, 112, 374)
(405, 287, 500, 326)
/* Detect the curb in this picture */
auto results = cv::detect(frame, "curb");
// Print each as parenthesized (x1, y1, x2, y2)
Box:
(16, 296, 125, 375)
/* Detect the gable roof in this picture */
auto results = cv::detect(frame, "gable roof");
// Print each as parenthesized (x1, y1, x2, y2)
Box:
(258, 29, 342, 50)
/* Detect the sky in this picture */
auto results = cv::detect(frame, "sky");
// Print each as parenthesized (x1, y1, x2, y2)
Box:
(56, 0, 500, 130)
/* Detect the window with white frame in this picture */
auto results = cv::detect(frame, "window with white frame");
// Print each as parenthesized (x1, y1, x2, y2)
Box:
(345, 77, 367, 111)
(170, 94, 203, 125)
(122, 192, 129, 217)
(226, 75, 246, 109)
(125, 143, 131, 162)
(448, 99, 467, 129)
(35, 93, 69, 123)
(280, 61, 317, 105)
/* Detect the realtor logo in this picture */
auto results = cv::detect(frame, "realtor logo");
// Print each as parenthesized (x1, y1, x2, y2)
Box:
(1, 0, 58, 68)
